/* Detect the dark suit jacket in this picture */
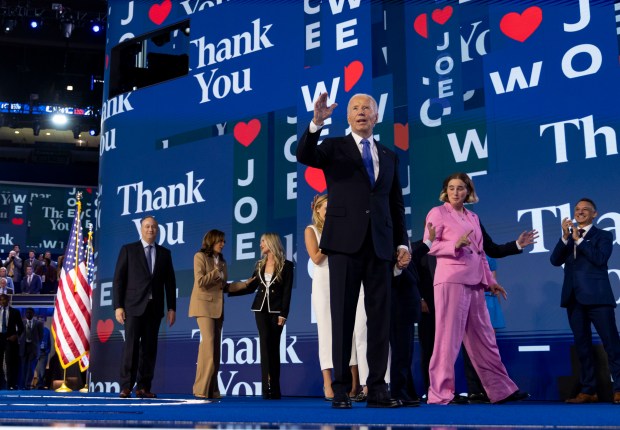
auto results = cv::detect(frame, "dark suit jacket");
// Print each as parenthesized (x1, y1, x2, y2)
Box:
(113, 241, 176, 318)
(296, 127, 408, 260)
(21, 274, 42, 294)
(480, 224, 521, 259)
(3, 306, 24, 340)
(19, 318, 43, 356)
(230, 260, 294, 319)
(550, 225, 615, 308)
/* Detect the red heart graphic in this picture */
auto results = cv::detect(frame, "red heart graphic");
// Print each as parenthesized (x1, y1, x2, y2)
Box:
(97, 319, 114, 343)
(148, 0, 172, 26)
(394, 123, 409, 151)
(500, 6, 542, 42)
(86, 188, 93, 194)
(234, 119, 261, 147)
(344, 60, 363, 92)
(432, 6, 453, 25)
(11, 218, 24, 226)
(105, 54, 109, 70)
(413, 13, 428, 38)
(305, 167, 326, 193)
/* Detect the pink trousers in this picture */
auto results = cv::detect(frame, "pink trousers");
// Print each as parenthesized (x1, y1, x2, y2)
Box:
(427, 282, 518, 404)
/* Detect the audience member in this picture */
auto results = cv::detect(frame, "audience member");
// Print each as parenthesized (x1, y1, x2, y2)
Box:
(0, 293, 24, 390)
(19, 307, 43, 389)
(0, 277, 12, 295)
(21, 266, 42, 294)
(39, 258, 59, 294)
(424, 172, 527, 405)
(0, 267, 16, 293)
(229, 233, 293, 400)
(3, 250, 22, 287)
(550, 197, 620, 404)
(24, 250, 42, 274)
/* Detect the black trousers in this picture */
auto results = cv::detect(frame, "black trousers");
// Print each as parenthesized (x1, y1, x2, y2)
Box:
(120, 301, 162, 391)
(255, 311, 284, 396)
(329, 229, 391, 398)
(389, 319, 418, 400)
(0, 335, 19, 389)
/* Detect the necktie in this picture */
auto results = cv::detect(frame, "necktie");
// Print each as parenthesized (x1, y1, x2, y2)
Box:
(361, 139, 375, 187)
(146, 245, 153, 274)
(578, 228, 585, 238)
(2, 308, 7, 333)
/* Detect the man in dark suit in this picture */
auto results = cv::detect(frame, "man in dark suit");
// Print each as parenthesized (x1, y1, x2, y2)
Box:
(24, 250, 42, 274)
(297, 93, 410, 409)
(0, 293, 24, 389)
(113, 215, 177, 399)
(19, 307, 43, 389)
(550, 198, 620, 405)
(21, 266, 42, 294)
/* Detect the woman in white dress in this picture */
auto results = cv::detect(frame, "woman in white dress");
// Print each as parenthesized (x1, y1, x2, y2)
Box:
(305, 194, 360, 400)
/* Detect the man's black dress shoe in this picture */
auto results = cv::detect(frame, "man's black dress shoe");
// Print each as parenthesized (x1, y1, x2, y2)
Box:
(494, 390, 530, 404)
(397, 397, 421, 407)
(448, 394, 469, 405)
(367, 394, 401, 408)
(332, 396, 352, 409)
(467, 392, 491, 404)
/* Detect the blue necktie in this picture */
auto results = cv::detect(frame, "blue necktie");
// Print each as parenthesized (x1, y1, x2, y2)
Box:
(2, 307, 7, 333)
(361, 139, 375, 187)
(146, 245, 153, 274)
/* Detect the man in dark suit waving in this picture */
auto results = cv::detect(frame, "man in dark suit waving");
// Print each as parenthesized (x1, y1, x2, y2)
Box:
(550, 198, 620, 404)
(113, 215, 176, 399)
(297, 93, 410, 409)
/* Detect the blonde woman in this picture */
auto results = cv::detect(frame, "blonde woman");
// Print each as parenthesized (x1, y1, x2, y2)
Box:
(229, 233, 293, 399)
(188, 230, 227, 400)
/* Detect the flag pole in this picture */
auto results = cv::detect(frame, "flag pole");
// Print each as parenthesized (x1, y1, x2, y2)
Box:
(56, 368, 72, 392)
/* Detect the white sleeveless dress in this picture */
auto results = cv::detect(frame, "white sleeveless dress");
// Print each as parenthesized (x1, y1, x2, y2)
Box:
(309, 225, 333, 370)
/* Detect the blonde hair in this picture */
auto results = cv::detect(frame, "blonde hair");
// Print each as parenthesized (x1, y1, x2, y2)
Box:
(256, 233, 286, 280)
(311, 194, 328, 233)
(438, 172, 479, 204)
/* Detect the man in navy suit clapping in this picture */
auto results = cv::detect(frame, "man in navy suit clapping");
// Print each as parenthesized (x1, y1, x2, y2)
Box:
(550, 198, 620, 404)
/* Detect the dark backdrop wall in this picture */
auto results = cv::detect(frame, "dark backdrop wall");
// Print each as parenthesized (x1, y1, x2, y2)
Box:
(89, 0, 620, 400)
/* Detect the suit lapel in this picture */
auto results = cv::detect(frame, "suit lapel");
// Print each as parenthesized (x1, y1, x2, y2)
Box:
(375, 143, 389, 187)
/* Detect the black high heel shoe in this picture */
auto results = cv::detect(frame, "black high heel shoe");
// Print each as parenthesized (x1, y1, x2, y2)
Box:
(323, 387, 334, 401)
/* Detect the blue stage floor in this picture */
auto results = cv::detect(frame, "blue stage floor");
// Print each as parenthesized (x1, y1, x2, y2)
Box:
(1, 391, 619, 429)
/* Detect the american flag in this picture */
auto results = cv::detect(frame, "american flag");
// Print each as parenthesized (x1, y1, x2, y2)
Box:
(52, 198, 92, 369)
(79, 228, 96, 371)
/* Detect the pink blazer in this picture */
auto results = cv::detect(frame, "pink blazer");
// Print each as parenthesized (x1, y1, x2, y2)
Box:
(424, 202, 495, 287)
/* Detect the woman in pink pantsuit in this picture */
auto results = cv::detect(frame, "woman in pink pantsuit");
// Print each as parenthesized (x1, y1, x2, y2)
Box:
(423, 173, 528, 405)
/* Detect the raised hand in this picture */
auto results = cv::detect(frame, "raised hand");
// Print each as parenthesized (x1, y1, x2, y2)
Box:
(313, 92, 338, 126)
(427, 222, 436, 241)
(516, 230, 539, 248)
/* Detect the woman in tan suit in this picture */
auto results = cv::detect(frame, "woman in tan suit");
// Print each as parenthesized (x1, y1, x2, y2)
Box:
(189, 229, 228, 400)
